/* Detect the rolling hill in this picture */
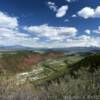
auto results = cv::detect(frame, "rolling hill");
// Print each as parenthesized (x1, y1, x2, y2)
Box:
(69, 54, 100, 75)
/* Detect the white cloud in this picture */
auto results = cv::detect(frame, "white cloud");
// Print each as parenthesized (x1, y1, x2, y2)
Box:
(64, 19, 69, 22)
(85, 29, 91, 35)
(0, 11, 18, 29)
(66, 0, 71, 2)
(49, 36, 65, 41)
(78, 7, 94, 19)
(56, 5, 68, 18)
(64, 35, 100, 47)
(94, 6, 100, 18)
(0, 11, 38, 47)
(32, 35, 100, 48)
(0, 28, 29, 38)
(24, 24, 78, 39)
(72, 14, 77, 17)
(47, 2, 68, 18)
(66, 0, 76, 3)
(47, 1, 57, 12)
(93, 26, 100, 34)
(0, 11, 28, 39)
(77, 6, 100, 19)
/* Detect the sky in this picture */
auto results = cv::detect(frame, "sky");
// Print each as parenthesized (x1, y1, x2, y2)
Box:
(0, 0, 100, 48)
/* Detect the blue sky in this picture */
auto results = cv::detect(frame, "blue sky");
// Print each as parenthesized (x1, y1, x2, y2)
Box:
(0, 0, 100, 48)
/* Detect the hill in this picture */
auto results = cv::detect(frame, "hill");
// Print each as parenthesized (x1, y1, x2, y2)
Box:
(69, 54, 100, 75)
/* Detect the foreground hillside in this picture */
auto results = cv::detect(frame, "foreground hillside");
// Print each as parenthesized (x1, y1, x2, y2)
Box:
(0, 52, 100, 100)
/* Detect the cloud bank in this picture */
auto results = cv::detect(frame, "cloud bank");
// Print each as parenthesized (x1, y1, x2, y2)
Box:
(0, 10, 100, 48)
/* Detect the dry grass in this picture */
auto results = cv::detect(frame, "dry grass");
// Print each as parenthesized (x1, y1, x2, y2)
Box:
(0, 68, 100, 100)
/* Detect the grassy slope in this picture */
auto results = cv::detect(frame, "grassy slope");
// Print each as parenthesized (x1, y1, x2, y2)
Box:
(69, 54, 100, 75)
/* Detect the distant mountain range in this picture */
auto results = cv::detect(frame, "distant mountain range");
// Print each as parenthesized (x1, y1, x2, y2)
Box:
(0, 45, 34, 51)
(0, 45, 100, 53)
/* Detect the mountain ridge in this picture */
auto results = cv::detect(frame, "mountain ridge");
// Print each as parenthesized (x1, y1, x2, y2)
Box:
(0, 45, 100, 52)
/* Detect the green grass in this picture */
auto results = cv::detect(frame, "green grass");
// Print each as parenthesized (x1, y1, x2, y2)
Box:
(16, 58, 68, 85)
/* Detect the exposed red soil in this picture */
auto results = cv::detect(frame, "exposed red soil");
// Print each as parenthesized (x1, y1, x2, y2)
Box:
(0, 51, 64, 73)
